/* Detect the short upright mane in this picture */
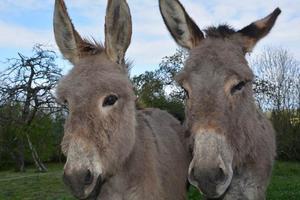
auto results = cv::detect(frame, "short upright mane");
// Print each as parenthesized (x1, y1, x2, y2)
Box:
(80, 38, 130, 72)
(204, 25, 236, 38)
(80, 38, 105, 56)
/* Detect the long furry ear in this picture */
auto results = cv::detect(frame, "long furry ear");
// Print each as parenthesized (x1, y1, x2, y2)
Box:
(53, 0, 84, 64)
(238, 8, 281, 53)
(159, 0, 204, 49)
(105, 0, 132, 65)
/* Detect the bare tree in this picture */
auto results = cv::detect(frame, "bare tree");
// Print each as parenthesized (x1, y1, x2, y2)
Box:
(0, 44, 63, 172)
(251, 46, 300, 111)
(251, 46, 300, 160)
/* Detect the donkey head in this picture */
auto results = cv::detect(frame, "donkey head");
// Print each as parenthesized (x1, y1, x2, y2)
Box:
(160, 0, 280, 198)
(54, 0, 135, 199)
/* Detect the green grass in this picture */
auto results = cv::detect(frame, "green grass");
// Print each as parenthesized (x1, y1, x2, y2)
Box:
(266, 161, 300, 200)
(0, 161, 299, 200)
(0, 164, 74, 200)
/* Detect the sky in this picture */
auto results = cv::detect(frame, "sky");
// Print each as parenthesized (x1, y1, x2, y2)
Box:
(0, 0, 299, 76)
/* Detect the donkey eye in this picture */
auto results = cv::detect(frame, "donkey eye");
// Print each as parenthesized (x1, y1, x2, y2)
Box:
(231, 81, 246, 94)
(103, 95, 118, 107)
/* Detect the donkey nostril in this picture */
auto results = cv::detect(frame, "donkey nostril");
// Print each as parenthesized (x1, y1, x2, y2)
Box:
(84, 170, 93, 186)
(215, 167, 226, 182)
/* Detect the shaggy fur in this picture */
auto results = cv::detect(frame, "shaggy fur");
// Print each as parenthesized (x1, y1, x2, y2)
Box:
(160, 0, 280, 199)
(54, 0, 189, 199)
(204, 25, 236, 38)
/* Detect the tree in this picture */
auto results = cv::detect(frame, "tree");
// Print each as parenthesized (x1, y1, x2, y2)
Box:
(157, 48, 188, 100)
(251, 47, 300, 111)
(251, 47, 300, 160)
(132, 48, 188, 121)
(0, 44, 63, 172)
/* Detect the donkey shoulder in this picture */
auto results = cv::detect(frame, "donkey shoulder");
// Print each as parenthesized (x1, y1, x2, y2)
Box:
(137, 108, 183, 135)
(135, 108, 189, 200)
(136, 108, 186, 152)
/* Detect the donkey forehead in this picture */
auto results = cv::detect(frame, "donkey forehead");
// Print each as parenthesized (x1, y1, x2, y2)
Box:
(189, 39, 245, 70)
(57, 57, 132, 99)
(181, 39, 253, 85)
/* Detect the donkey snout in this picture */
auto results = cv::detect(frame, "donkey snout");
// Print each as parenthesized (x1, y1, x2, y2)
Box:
(63, 169, 102, 199)
(189, 166, 230, 198)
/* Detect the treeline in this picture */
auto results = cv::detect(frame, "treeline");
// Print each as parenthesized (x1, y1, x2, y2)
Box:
(0, 45, 65, 171)
(0, 106, 65, 170)
(0, 45, 299, 172)
(252, 47, 300, 160)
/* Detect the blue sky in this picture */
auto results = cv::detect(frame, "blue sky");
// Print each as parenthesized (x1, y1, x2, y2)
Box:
(0, 0, 299, 76)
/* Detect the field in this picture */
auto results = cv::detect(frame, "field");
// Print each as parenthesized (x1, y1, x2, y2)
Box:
(0, 161, 299, 200)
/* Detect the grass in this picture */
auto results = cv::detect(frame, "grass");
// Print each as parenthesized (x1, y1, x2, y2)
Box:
(266, 161, 300, 200)
(0, 161, 299, 200)
(0, 164, 74, 200)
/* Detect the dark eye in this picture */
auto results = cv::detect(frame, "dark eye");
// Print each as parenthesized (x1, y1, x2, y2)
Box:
(103, 95, 118, 107)
(231, 81, 246, 94)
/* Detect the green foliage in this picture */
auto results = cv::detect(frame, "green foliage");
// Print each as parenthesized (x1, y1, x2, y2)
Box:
(132, 48, 187, 121)
(0, 103, 25, 169)
(271, 110, 300, 161)
(132, 71, 185, 121)
(0, 105, 65, 169)
(24, 113, 65, 163)
(0, 44, 64, 171)
(132, 71, 165, 106)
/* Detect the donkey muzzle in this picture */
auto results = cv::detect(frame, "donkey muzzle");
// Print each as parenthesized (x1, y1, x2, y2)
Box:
(63, 169, 103, 199)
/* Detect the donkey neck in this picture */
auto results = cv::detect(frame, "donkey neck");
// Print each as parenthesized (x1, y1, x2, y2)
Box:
(97, 110, 161, 200)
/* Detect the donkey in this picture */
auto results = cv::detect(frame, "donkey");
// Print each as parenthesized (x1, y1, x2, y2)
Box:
(53, 0, 189, 199)
(159, 0, 280, 199)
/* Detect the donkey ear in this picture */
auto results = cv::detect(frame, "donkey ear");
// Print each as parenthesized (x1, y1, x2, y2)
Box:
(238, 8, 281, 53)
(53, 0, 84, 64)
(105, 0, 132, 65)
(159, 0, 204, 49)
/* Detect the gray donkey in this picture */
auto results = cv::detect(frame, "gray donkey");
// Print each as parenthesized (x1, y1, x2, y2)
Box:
(53, 0, 189, 199)
(159, 0, 280, 199)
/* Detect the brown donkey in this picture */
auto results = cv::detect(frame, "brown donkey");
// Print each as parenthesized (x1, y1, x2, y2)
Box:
(53, 0, 189, 199)
(159, 0, 280, 199)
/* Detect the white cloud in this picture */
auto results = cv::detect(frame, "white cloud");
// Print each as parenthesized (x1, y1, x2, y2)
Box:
(0, 20, 53, 48)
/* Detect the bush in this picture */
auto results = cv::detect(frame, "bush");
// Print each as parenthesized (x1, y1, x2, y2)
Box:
(272, 110, 300, 161)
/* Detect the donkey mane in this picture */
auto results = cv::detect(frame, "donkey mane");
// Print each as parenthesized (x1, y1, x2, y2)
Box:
(204, 24, 236, 38)
(78, 38, 131, 72)
(80, 38, 105, 55)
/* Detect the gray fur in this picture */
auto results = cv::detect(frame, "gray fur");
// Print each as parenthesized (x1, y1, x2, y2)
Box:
(159, 0, 279, 199)
(54, 0, 189, 199)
